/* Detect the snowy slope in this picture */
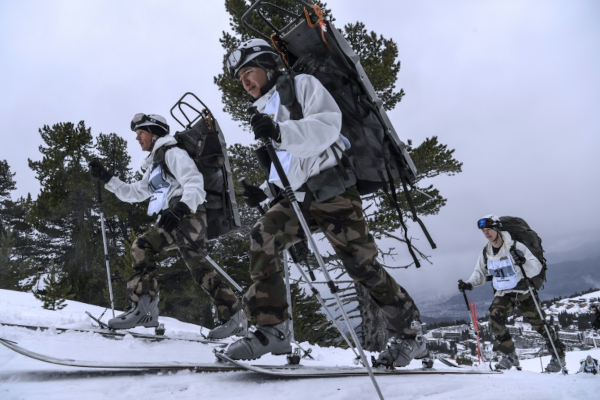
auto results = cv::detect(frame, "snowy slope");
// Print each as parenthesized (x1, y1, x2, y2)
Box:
(545, 290, 599, 316)
(0, 289, 598, 400)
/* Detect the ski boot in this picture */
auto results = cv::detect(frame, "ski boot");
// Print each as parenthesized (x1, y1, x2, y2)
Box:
(374, 321, 428, 369)
(207, 309, 248, 339)
(224, 320, 292, 360)
(494, 352, 520, 371)
(545, 355, 566, 373)
(108, 294, 159, 329)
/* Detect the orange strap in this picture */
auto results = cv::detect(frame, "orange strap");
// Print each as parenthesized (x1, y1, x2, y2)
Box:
(270, 33, 290, 68)
(304, 4, 331, 50)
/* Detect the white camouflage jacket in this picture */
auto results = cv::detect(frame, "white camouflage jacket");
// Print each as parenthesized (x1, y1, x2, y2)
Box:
(254, 73, 347, 192)
(466, 231, 543, 297)
(104, 135, 206, 213)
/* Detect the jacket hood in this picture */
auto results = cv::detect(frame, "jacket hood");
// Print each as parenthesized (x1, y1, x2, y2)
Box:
(485, 231, 514, 259)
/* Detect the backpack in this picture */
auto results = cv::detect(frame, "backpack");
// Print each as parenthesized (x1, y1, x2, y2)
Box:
(153, 94, 241, 240)
(243, 6, 436, 266)
(483, 216, 547, 290)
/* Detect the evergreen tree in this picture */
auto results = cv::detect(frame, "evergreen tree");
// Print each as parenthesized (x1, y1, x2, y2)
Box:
(289, 282, 339, 346)
(27, 121, 105, 304)
(0, 159, 17, 233)
(33, 259, 69, 310)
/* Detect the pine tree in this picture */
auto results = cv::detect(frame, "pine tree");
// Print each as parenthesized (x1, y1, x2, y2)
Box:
(289, 282, 339, 346)
(27, 121, 105, 304)
(33, 259, 69, 311)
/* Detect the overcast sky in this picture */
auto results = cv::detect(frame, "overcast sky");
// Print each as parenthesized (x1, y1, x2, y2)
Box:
(1, 0, 599, 299)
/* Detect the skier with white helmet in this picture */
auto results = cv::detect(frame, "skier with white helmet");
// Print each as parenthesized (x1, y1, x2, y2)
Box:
(89, 113, 246, 338)
(221, 38, 427, 366)
(578, 355, 599, 375)
(458, 214, 566, 372)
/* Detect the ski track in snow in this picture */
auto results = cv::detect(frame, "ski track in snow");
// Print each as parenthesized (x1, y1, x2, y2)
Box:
(0, 289, 598, 400)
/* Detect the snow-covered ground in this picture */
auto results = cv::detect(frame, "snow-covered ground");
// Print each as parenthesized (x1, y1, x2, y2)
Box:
(0, 289, 598, 400)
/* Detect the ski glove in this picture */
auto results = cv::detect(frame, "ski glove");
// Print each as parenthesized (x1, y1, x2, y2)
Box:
(242, 184, 268, 208)
(458, 280, 473, 292)
(251, 113, 281, 143)
(158, 202, 190, 233)
(510, 248, 526, 265)
(89, 159, 113, 184)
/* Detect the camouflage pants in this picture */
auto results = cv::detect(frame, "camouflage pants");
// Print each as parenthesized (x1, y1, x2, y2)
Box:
(246, 186, 420, 334)
(128, 211, 240, 322)
(489, 291, 564, 356)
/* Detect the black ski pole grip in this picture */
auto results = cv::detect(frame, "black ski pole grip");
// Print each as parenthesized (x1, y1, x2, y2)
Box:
(460, 282, 471, 312)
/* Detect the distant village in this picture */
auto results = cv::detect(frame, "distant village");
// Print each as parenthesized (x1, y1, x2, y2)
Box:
(423, 291, 599, 365)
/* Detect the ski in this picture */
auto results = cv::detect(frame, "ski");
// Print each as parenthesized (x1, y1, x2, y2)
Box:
(0, 338, 502, 376)
(0, 321, 223, 345)
(0, 338, 237, 372)
(214, 351, 503, 377)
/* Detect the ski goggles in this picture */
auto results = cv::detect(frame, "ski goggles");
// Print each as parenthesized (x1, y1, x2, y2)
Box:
(225, 45, 274, 79)
(477, 218, 496, 229)
(130, 113, 169, 132)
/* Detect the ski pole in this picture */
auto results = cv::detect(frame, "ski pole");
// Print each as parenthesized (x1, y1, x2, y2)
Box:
(177, 228, 243, 293)
(514, 261, 567, 374)
(248, 107, 384, 400)
(459, 282, 485, 363)
(96, 180, 116, 318)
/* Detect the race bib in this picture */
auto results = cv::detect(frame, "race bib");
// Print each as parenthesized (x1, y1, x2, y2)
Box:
(488, 256, 520, 290)
(147, 166, 171, 216)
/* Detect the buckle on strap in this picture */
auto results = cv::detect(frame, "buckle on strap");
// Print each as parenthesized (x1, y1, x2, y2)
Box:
(253, 330, 270, 346)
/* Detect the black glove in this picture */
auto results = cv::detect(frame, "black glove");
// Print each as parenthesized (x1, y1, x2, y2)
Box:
(458, 279, 473, 292)
(242, 184, 268, 207)
(158, 202, 190, 233)
(251, 113, 280, 143)
(510, 248, 526, 265)
(89, 159, 113, 184)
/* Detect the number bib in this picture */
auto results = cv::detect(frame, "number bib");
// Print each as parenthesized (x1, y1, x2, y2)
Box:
(487, 256, 520, 290)
(147, 165, 171, 216)
(584, 362, 596, 373)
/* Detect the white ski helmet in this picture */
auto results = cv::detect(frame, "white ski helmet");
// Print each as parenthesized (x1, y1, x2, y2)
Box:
(130, 113, 169, 136)
(224, 38, 280, 79)
(477, 214, 501, 230)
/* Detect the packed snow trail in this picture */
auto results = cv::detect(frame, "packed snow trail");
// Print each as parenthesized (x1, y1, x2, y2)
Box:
(1, 289, 598, 400)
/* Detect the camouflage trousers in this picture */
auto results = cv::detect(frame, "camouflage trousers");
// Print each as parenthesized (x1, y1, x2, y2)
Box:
(245, 186, 420, 334)
(489, 291, 564, 357)
(128, 211, 240, 322)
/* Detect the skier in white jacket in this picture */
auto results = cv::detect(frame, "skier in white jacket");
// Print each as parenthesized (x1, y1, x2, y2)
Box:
(222, 39, 427, 366)
(458, 214, 565, 372)
(89, 113, 245, 338)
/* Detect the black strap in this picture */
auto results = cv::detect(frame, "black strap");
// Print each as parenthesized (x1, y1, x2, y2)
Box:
(381, 164, 421, 268)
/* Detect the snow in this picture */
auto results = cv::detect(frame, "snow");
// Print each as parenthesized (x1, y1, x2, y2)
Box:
(0, 289, 598, 400)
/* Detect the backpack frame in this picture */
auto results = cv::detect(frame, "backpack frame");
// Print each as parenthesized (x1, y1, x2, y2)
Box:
(153, 93, 241, 240)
